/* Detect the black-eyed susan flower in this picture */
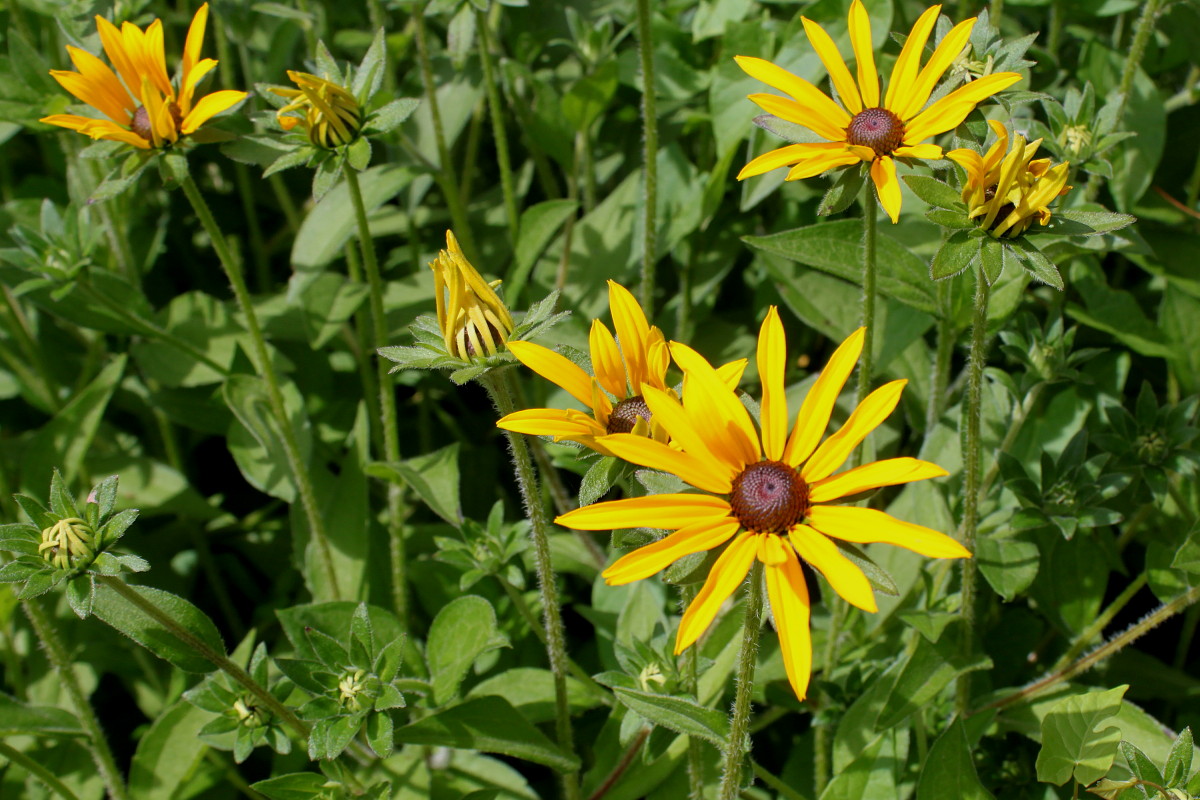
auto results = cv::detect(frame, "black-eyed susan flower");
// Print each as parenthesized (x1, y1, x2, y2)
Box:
(556, 311, 970, 700)
(947, 120, 1071, 238)
(40, 4, 246, 149)
(271, 71, 363, 149)
(736, 1, 1022, 223)
(430, 230, 515, 361)
(497, 281, 745, 457)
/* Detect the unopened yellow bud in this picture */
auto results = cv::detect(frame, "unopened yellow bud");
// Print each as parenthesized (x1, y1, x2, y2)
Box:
(272, 71, 363, 149)
(430, 231, 515, 360)
(38, 518, 95, 570)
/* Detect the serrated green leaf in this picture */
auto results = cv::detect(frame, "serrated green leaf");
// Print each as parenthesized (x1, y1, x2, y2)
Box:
(1009, 237, 1064, 290)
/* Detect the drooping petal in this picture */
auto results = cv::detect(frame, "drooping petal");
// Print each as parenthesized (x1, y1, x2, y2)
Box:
(738, 141, 850, 180)
(495, 408, 607, 440)
(180, 58, 218, 115)
(809, 457, 948, 503)
(47, 69, 129, 125)
(801, 15, 861, 114)
(746, 93, 847, 143)
(39, 115, 150, 148)
(641, 385, 728, 473)
(893, 143, 942, 160)
(788, 524, 876, 612)
(598, 433, 735, 495)
(603, 517, 741, 585)
(806, 505, 972, 558)
(897, 17, 976, 120)
(802, 379, 906, 482)
(735, 56, 851, 129)
(946, 147, 985, 180)
(758, 307, 788, 461)
(884, 4, 941, 113)
(557, 493, 733, 532)
(783, 327, 865, 468)
(507, 340, 595, 408)
(847, 0, 879, 108)
(902, 72, 1023, 144)
(675, 532, 757, 653)
(180, 89, 246, 134)
(785, 150, 863, 180)
(670, 342, 761, 469)
(64, 45, 135, 119)
(608, 281, 650, 392)
(870, 156, 902, 223)
(763, 539, 813, 699)
(590, 320, 628, 399)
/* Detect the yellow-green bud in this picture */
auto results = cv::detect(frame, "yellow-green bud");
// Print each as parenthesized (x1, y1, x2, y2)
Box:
(271, 71, 363, 149)
(38, 518, 95, 570)
(338, 669, 368, 712)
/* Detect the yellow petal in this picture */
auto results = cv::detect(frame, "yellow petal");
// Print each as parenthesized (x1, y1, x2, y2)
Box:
(806, 505, 972, 558)
(598, 432, 734, 495)
(182, 3, 210, 86)
(94, 16, 140, 104)
(763, 541, 813, 700)
(893, 143, 943, 160)
(48, 69, 129, 125)
(495, 408, 606, 440)
(716, 358, 748, 390)
(802, 379, 906, 482)
(903, 72, 1023, 144)
(884, 4, 941, 113)
(180, 58, 218, 114)
(603, 517, 741, 585)
(801, 16, 861, 114)
(898, 17, 976, 120)
(608, 281, 651, 393)
(946, 147, 985, 180)
(746, 93, 847, 143)
(783, 327, 865, 468)
(645, 329, 671, 391)
(789, 524, 876, 612)
(641, 385, 730, 475)
(809, 457, 948, 503)
(507, 340, 595, 408)
(758, 307, 788, 461)
(785, 150, 862, 181)
(675, 532, 757, 653)
(64, 45, 135, 119)
(135, 20, 173, 100)
(590, 319, 628, 399)
(870, 156, 902, 223)
(848, 0, 879, 108)
(557, 493, 733, 532)
(738, 141, 846, 180)
(670, 342, 761, 469)
(39, 115, 149, 148)
(180, 89, 246, 134)
(735, 56, 851, 129)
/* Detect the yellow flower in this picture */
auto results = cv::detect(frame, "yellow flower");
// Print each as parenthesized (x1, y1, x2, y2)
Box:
(271, 71, 363, 149)
(556, 311, 970, 700)
(947, 120, 1071, 238)
(497, 281, 745, 457)
(736, 1, 1022, 223)
(430, 230, 515, 360)
(40, 4, 245, 149)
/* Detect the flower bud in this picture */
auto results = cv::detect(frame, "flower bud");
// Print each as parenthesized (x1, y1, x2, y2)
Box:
(272, 71, 363, 149)
(430, 231, 515, 360)
(38, 518, 95, 570)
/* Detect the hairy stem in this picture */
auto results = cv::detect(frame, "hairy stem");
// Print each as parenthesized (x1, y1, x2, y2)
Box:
(0, 740, 83, 800)
(635, 0, 659, 315)
(718, 562, 764, 800)
(477, 8, 520, 246)
(857, 187, 878, 407)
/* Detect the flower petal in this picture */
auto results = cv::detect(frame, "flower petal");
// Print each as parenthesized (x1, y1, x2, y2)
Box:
(903, 72, 1023, 144)
(735, 56, 851, 129)
(716, 358, 748, 390)
(495, 408, 606, 440)
(758, 307, 788, 461)
(590, 319, 628, 399)
(182, 3, 210, 89)
(557, 493, 733, 532)
(893, 143, 943, 160)
(598, 432, 735, 495)
(746, 93, 847, 143)
(870, 156, 902, 223)
(785, 150, 863, 181)
(641, 385, 731, 476)
(645, 329, 671, 391)
(848, 0, 879, 108)
(884, 4, 941, 113)
(806, 505, 972, 558)
(671, 342, 761, 469)
(608, 281, 650, 394)
(39, 115, 149, 148)
(789, 524, 876, 612)
(738, 141, 848, 180)
(802, 379, 906, 482)
(604, 517, 741, 585)
(763, 540, 813, 700)
(180, 89, 246, 134)
(802, 15, 861, 114)
(783, 327, 865, 468)
(64, 45, 135, 119)
(507, 340, 595, 408)
(675, 532, 757, 653)
(898, 17, 976, 120)
(809, 457, 948, 503)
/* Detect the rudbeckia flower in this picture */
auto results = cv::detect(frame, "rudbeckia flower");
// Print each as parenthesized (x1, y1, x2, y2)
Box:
(736, 1, 1022, 223)
(948, 120, 1071, 238)
(556, 311, 970, 700)
(271, 71, 363, 149)
(430, 230, 515, 360)
(497, 281, 746, 456)
(40, 4, 247, 149)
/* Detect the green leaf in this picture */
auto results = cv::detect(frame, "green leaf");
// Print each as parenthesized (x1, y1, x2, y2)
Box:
(129, 699, 213, 800)
(979, 237, 1004, 286)
(92, 583, 226, 674)
(223, 375, 312, 504)
(818, 166, 867, 217)
(611, 687, 730, 746)
(578, 456, 625, 508)
(394, 695, 580, 772)
(1119, 740, 1165, 788)
(877, 622, 992, 729)
(1040, 210, 1136, 237)
(251, 773, 327, 800)
(364, 98, 420, 136)
(466, 667, 604, 723)
(1163, 726, 1193, 787)
(292, 164, 413, 269)
(903, 175, 964, 210)
(561, 61, 618, 133)
(505, 199, 579, 305)
(427, 595, 509, 705)
(1009, 237, 1064, 290)
(930, 231, 981, 281)
(1035, 685, 1128, 786)
(916, 720, 994, 800)
(0, 693, 84, 736)
(367, 443, 461, 526)
(65, 574, 95, 619)
(345, 136, 372, 171)
(352, 28, 387, 101)
(976, 532, 1040, 601)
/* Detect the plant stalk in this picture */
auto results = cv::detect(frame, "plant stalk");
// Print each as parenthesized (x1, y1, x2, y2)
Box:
(0, 740, 83, 800)
(718, 562, 764, 800)
(813, 596, 846, 795)
(858, 187, 878, 407)
(635, 0, 659, 315)
(477, 8, 520, 246)
(925, 280, 954, 437)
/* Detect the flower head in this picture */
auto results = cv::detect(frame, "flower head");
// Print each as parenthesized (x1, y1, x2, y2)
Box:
(948, 120, 1071, 238)
(271, 71, 363, 149)
(497, 281, 745, 457)
(736, 1, 1021, 222)
(556, 311, 970, 700)
(430, 230, 515, 361)
(40, 4, 247, 149)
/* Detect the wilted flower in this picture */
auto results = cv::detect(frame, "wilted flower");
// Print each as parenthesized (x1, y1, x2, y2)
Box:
(948, 120, 1071, 238)
(271, 71, 363, 149)
(40, 4, 246, 149)
(430, 230, 515, 361)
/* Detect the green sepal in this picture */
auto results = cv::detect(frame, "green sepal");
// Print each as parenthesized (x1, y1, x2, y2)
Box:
(818, 165, 867, 217)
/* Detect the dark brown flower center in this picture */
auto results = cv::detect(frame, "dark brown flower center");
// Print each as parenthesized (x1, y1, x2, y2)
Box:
(606, 395, 651, 434)
(729, 460, 809, 534)
(845, 107, 905, 158)
(130, 103, 183, 142)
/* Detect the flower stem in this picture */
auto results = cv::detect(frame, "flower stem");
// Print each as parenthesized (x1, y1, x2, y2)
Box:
(22, 599, 128, 800)
(925, 280, 954, 436)
(96, 576, 309, 739)
(477, 7, 520, 246)
(956, 266, 990, 717)
(588, 726, 650, 800)
(345, 167, 410, 627)
(858, 186, 878, 407)
(178, 173, 342, 601)
(718, 562, 764, 800)
(0, 740, 82, 800)
(481, 370, 580, 800)
(635, 0, 659, 315)
(682, 583, 704, 799)
(813, 597, 846, 795)
(1051, 573, 1147, 672)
